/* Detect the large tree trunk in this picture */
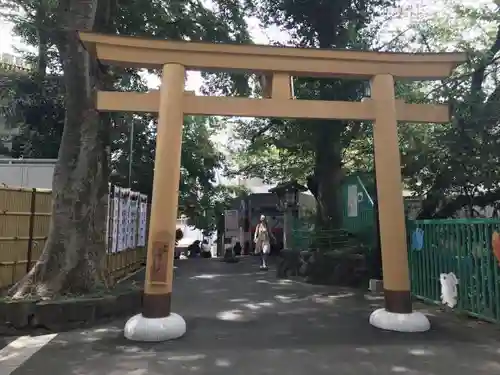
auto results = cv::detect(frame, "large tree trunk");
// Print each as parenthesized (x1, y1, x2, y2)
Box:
(307, 121, 344, 231)
(9, 0, 109, 299)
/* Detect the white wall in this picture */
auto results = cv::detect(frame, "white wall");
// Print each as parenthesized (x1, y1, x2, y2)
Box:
(0, 159, 56, 189)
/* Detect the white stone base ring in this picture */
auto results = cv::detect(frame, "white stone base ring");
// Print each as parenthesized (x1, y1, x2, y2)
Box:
(369, 308, 430, 332)
(124, 312, 187, 342)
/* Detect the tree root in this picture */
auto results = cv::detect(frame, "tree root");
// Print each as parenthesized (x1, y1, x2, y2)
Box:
(8, 257, 107, 300)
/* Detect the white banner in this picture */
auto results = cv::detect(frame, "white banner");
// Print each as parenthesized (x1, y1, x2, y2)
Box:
(118, 188, 130, 252)
(125, 191, 132, 250)
(105, 183, 111, 250)
(107, 186, 149, 252)
(138, 194, 148, 246)
(111, 186, 121, 253)
(128, 192, 139, 249)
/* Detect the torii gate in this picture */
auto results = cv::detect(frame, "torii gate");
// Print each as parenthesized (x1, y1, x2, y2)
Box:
(79, 32, 466, 342)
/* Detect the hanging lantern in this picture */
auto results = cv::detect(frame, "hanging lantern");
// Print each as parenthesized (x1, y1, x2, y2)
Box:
(269, 180, 307, 211)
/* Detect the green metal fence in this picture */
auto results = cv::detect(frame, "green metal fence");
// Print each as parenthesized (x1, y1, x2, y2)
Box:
(407, 218, 500, 322)
(289, 218, 313, 250)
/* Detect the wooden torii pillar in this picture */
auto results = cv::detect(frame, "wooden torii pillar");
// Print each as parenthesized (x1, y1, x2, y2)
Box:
(79, 32, 466, 341)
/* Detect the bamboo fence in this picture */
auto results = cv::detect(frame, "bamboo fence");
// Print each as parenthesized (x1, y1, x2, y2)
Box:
(0, 185, 147, 289)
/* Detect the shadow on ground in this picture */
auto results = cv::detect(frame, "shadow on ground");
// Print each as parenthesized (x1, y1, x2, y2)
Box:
(12, 258, 500, 375)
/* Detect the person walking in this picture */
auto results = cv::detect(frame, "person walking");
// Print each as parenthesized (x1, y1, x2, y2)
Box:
(254, 215, 275, 270)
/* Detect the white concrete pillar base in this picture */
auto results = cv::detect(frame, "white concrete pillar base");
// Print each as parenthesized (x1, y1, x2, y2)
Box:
(124, 312, 186, 342)
(369, 308, 430, 332)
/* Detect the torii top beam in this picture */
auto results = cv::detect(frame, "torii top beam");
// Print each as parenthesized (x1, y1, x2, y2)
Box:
(78, 32, 467, 123)
(79, 32, 466, 80)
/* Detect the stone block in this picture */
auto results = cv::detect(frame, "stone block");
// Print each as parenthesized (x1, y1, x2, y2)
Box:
(0, 299, 37, 329)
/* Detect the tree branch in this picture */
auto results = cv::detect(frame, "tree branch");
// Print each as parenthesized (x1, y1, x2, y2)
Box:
(423, 186, 500, 219)
(249, 118, 282, 143)
(471, 24, 500, 96)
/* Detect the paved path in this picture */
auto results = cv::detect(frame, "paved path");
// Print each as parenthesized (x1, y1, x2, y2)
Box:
(5, 257, 500, 375)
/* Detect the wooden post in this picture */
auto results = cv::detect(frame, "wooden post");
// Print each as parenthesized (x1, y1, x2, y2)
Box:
(26, 188, 37, 274)
(142, 63, 185, 318)
(371, 74, 412, 314)
(260, 73, 293, 99)
(271, 73, 293, 99)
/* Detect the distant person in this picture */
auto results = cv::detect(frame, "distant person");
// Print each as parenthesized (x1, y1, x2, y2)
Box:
(201, 239, 212, 258)
(254, 215, 275, 270)
(201, 239, 209, 251)
(175, 228, 184, 245)
(187, 240, 201, 258)
(233, 241, 242, 256)
(174, 228, 184, 259)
